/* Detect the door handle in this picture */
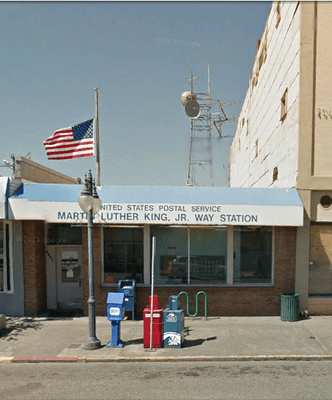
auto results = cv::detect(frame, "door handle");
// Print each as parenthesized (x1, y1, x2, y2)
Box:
(79, 278, 82, 287)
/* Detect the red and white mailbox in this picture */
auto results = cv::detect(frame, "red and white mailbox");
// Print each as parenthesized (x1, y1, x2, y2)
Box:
(143, 295, 163, 348)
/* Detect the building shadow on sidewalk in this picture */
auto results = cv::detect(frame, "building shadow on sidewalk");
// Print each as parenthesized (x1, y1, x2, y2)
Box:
(0, 317, 42, 342)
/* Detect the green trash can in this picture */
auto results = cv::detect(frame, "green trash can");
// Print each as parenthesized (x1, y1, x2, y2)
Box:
(281, 293, 300, 322)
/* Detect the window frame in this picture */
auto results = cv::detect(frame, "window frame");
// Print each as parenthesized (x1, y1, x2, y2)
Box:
(101, 224, 275, 287)
(102, 225, 144, 286)
(150, 225, 274, 287)
(47, 223, 82, 246)
(0, 221, 14, 294)
(232, 226, 275, 286)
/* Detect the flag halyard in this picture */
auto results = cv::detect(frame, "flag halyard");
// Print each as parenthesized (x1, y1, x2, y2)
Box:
(44, 119, 94, 160)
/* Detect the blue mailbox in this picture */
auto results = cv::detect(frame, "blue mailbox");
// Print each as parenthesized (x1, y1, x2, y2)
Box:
(118, 280, 136, 320)
(163, 295, 185, 348)
(106, 292, 125, 347)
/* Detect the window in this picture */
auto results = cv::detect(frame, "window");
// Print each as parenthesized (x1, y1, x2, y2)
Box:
(320, 195, 332, 209)
(252, 37, 267, 87)
(280, 88, 288, 121)
(151, 226, 188, 285)
(0, 222, 13, 293)
(103, 227, 143, 284)
(233, 226, 273, 284)
(47, 224, 82, 245)
(275, 2, 281, 29)
(273, 166, 278, 183)
(255, 139, 259, 158)
(258, 40, 267, 71)
(150, 226, 227, 285)
(190, 227, 227, 284)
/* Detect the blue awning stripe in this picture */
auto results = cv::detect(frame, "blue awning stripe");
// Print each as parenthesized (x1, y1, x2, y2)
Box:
(10, 183, 303, 207)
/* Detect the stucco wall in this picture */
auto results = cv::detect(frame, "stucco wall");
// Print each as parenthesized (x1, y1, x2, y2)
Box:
(230, 2, 300, 189)
(313, 3, 332, 177)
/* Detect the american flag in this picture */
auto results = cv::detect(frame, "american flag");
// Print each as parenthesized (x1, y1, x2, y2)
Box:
(43, 119, 95, 160)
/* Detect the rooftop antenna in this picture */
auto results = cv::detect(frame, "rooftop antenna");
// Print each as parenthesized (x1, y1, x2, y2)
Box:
(182, 67, 241, 187)
(188, 70, 198, 92)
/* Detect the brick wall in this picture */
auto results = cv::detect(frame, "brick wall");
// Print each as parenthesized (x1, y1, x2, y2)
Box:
(22, 220, 47, 315)
(83, 226, 296, 317)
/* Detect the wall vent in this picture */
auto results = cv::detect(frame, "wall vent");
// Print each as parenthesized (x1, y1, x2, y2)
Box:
(280, 88, 288, 121)
(272, 166, 278, 183)
(320, 195, 332, 209)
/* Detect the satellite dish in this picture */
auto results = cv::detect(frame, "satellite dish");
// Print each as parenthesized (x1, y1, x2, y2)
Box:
(181, 91, 197, 106)
(185, 100, 201, 119)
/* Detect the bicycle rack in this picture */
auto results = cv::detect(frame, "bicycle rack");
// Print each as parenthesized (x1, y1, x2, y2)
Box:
(178, 291, 208, 320)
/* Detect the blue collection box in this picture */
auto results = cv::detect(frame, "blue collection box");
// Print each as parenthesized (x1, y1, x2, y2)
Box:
(118, 280, 136, 320)
(163, 296, 184, 348)
(106, 292, 125, 321)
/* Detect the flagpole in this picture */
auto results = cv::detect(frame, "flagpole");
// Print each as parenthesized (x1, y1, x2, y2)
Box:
(94, 87, 101, 186)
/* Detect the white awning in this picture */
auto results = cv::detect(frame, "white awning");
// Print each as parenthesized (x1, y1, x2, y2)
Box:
(8, 183, 304, 226)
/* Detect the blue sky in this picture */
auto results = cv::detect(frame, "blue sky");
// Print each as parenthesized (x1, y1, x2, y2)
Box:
(1, 1, 271, 186)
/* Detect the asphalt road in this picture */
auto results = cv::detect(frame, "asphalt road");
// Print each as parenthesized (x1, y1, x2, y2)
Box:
(1, 361, 332, 400)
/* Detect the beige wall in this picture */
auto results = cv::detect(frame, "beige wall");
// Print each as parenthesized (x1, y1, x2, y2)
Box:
(312, 3, 332, 177)
(298, 2, 332, 191)
(229, 2, 332, 312)
(230, 2, 300, 189)
(230, 2, 332, 192)
(13, 156, 78, 184)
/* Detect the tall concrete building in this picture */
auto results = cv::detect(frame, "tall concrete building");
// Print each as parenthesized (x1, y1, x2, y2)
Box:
(230, 2, 332, 314)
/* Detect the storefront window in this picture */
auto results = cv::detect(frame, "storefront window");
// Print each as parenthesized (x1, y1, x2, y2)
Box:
(103, 227, 143, 284)
(233, 226, 272, 284)
(151, 226, 188, 284)
(0, 222, 12, 292)
(47, 224, 82, 245)
(190, 228, 227, 284)
(151, 226, 227, 285)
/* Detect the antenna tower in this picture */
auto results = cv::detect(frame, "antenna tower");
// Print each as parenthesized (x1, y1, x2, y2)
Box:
(186, 66, 240, 187)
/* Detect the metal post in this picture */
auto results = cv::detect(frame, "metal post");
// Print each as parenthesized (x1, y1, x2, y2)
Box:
(95, 88, 101, 186)
(83, 176, 101, 350)
(150, 236, 156, 349)
(187, 227, 190, 284)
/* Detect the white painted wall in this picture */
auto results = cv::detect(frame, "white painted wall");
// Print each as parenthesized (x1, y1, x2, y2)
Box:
(230, 2, 300, 188)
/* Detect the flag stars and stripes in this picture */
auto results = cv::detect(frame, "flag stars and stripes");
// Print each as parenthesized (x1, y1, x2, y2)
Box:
(73, 120, 94, 140)
(43, 119, 95, 160)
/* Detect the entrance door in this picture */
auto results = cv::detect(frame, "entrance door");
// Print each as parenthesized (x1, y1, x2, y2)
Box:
(56, 247, 83, 310)
(309, 225, 332, 295)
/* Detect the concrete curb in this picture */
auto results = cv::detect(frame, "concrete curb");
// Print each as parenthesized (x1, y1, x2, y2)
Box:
(2, 355, 332, 363)
(9, 357, 79, 363)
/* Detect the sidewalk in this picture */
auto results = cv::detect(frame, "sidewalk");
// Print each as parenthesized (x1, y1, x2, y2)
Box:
(1, 314, 332, 363)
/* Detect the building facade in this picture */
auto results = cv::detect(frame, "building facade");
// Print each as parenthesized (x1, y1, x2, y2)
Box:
(229, 1, 332, 314)
(1, 180, 303, 317)
(0, 178, 25, 315)
(0, 156, 78, 315)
